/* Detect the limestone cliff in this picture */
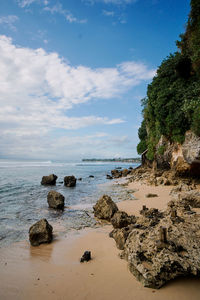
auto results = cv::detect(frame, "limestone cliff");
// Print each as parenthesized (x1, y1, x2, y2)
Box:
(153, 131, 200, 177)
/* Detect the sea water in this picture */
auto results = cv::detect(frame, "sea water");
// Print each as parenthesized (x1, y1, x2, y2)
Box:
(0, 160, 139, 246)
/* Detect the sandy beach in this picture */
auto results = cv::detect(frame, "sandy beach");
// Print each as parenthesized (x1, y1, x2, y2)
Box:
(1, 180, 200, 300)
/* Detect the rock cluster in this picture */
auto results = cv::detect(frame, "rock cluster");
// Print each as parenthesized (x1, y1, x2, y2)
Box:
(105, 187, 200, 289)
(47, 190, 65, 210)
(29, 219, 53, 246)
(41, 174, 58, 185)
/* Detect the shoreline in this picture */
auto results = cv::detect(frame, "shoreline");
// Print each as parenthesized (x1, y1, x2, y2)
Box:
(1, 177, 200, 299)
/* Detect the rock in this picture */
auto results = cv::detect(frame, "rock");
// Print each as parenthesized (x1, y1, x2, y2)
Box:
(80, 251, 91, 262)
(111, 169, 122, 178)
(180, 191, 200, 208)
(182, 131, 200, 164)
(106, 174, 113, 180)
(89, 175, 94, 178)
(47, 190, 65, 210)
(78, 178, 82, 181)
(122, 168, 130, 177)
(64, 175, 76, 187)
(111, 211, 136, 229)
(122, 212, 200, 289)
(29, 219, 53, 246)
(41, 174, 57, 185)
(93, 194, 118, 221)
(145, 193, 158, 198)
(110, 226, 134, 250)
(169, 183, 194, 196)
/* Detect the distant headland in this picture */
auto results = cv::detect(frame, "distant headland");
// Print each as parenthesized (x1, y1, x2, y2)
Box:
(82, 158, 141, 163)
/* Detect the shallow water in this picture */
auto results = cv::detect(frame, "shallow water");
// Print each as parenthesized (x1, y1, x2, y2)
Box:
(0, 160, 138, 246)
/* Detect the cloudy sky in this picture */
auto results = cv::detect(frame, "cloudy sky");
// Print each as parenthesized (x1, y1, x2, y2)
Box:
(0, 0, 190, 161)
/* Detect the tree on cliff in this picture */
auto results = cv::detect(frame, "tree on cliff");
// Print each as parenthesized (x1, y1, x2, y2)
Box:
(137, 0, 200, 161)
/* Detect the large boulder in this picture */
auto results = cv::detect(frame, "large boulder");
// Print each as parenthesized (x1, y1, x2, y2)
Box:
(64, 175, 76, 187)
(121, 205, 200, 289)
(47, 190, 65, 210)
(93, 195, 118, 221)
(111, 211, 136, 229)
(29, 219, 53, 246)
(41, 174, 57, 185)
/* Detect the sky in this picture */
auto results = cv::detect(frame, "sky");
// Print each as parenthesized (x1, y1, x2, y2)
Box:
(0, 0, 190, 161)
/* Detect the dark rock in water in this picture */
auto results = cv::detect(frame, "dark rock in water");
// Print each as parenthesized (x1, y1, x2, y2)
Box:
(78, 178, 82, 181)
(116, 167, 122, 170)
(80, 251, 91, 262)
(106, 174, 113, 180)
(59, 181, 64, 184)
(129, 167, 133, 170)
(47, 190, 65, 210)
(145, 193, 158, 198)
(93, 194, 118, 221)
(111, 211, 136, 229)
(111, 169, 122, 178)
(64, 175, 77, 187)
(89, 175, 94, 178)
(29, 219, 53, 246)
(41, 174, 57, 185)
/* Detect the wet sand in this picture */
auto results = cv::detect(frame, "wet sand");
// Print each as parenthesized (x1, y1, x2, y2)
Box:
(0, 181, 200, 300)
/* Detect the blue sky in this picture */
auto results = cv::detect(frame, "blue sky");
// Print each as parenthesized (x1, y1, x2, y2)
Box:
(0, 0, 190, 160)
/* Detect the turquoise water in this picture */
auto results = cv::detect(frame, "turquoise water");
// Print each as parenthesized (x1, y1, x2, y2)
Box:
(0, 160, 138, 246)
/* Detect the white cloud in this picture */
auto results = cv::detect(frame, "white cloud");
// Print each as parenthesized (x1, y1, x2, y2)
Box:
(0, 15, 19, 31)
(44, 3, 87, 24)
(17, 0, 48, 8)
(0, 35, 154, 159)
(102, 10, 115, 16)
(84, 0, 137, 5)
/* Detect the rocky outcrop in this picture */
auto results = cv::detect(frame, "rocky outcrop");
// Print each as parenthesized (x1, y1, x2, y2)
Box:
(121, 210, 200, 289)
(110, 225, 135, 250)
(29, 219, 53, 246)
(153, 131, 200, 177)
(93, 195, 118, 221)
(111, 169, 122, 178)
(41, 174, 57, 185)
(64, 175, 77, 187)
(182, 131, 200, 164)
(109, 189, 200, 289)
(111, 211, 136, 229)
(47, 190, 65, 210)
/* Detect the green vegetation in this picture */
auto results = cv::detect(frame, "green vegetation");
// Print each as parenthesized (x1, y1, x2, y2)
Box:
(137, 0, 200, 160)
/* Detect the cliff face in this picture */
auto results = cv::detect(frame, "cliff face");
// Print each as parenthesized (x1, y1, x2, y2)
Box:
(154, 131, 200, 177)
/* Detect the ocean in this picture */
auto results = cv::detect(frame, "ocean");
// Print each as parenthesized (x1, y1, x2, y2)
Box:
(0, 160, 139, 247)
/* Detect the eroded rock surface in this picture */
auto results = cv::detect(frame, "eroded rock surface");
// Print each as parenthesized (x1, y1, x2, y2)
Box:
(111, 211, 136, 229)
(41, 174, 57, 185)
(64, 175, 77, 187)
(93, 194, 118, 221)
(47, 190, 65, 210)
(29, 219, 53, 246)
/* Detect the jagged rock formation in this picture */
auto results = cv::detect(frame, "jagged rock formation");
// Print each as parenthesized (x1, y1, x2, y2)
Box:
(154, 131, 200, 177)
(108, 187, 200, 289)
(29, 219, 53, 246)
(47, 190, 65, 210)
(41, 174, 58, 185)
(93, 194, 118, 221)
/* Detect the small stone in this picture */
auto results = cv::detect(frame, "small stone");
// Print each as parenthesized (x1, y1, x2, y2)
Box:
(80, 251, 91, 262)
